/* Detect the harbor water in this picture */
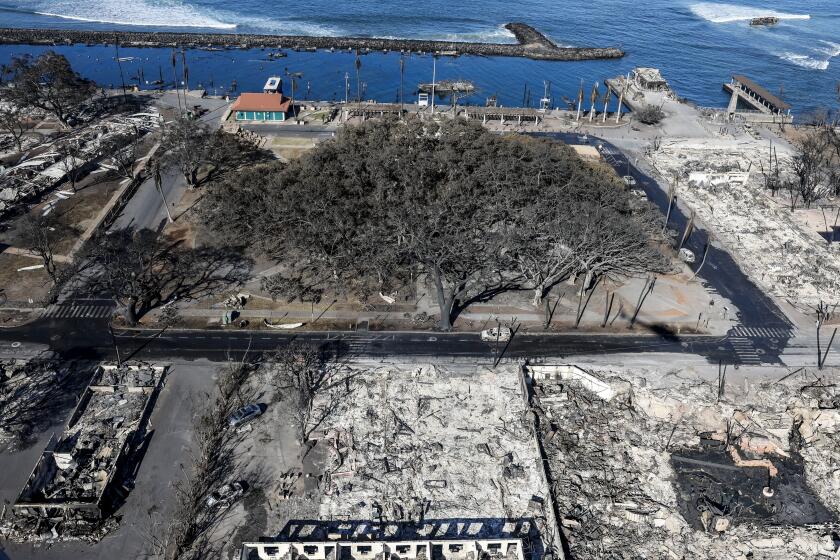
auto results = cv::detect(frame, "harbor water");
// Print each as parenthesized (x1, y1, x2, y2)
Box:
(0, 0, 838, 114)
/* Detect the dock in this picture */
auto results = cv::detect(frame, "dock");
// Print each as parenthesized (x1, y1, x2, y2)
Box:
(723, 75, 793, 124)
(0, 23, 625, 62)
(339, 101, 546, 125)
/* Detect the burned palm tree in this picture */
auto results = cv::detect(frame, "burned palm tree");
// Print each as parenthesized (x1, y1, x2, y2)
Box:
(354, 50, 362, 102)
(588, 81, 600, 122)
(576, 79, 584, 121)
(171, 49, 182, 116)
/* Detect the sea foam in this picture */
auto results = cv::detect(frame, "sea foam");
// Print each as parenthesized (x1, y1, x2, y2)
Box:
(32, 0, 237, 29)
(778, 40, 840, 71)
(779, 52, 829, 71)
(690, 2, 810, 24)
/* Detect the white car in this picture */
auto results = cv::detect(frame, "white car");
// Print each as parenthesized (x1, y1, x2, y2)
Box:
(622, 175, 637, 187)
(228, 403, 263, 428)
(629, 188, 647, 200)
(481, 327, 512, 342)
(679, 248, 696, 263)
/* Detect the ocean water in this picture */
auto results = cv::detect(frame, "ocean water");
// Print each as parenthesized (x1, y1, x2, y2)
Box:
(0, 0, 838, 114)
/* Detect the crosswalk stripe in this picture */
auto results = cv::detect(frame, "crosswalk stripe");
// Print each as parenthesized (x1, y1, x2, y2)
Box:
(42, 304, 115, 319)
(732, 326, 793, 338)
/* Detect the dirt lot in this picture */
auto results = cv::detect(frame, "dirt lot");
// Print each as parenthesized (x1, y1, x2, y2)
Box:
(0, 253, 53, 304)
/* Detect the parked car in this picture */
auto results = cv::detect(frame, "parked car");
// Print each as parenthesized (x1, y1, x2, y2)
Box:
(481, 327, 512, 342)
(629, 188, 647, 200)
(206, 481, 248, 508)
(679, 248, 696, 263)
(622, 175, 637, 187)
(228, 403, 263, 428)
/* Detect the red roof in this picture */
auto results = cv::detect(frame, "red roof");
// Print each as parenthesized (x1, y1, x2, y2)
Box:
(231, 92, 292, 112)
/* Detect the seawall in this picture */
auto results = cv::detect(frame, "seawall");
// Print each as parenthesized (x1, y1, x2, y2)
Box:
(0, 23, 625, 61)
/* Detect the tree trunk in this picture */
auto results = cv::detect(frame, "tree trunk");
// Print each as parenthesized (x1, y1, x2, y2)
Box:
(431, 266, 454, 331)
(124, 298, 139, 326)
(532, 285, 544, 308)
(543, 294, 551, 329)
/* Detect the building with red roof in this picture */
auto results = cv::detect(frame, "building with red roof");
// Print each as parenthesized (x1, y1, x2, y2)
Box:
(231, 92, 292, 122)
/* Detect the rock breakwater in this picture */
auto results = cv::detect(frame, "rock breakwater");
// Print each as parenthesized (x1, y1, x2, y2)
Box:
(0, 23, 624, 61)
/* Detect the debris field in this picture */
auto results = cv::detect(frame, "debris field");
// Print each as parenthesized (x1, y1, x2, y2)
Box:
(648, 137, 840, 308)
(526, 363, 840, 559)
(310, 363, 555, 554)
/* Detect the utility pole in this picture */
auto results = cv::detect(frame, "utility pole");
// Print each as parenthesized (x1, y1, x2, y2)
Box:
(114, 36, 127, 102)
(344, 72, 350, 104)
(109, 324, 122, 366)
(615, 78, 628, 123)
(354, 50, 362, 102)
(399, 55, 405, 119)
(171, 49, 182, 117)
(602, 86, 610, 123)
(181, 49, 189, 94)
(431, 55, 436, 114)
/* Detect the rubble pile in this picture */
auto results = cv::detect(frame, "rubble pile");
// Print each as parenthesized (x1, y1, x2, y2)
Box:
(528, 364, 840, 559)
(0, 109, 160, 218)
(648, 138, 840, 307)
(1, 363, 165, 543)
(315, 365, 548, 532)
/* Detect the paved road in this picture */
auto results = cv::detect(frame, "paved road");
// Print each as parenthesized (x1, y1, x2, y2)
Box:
(534, 132, 794, 332)
(111, 165, 183, 233)
(0, 129, 813, 368)
(238, 123, 337, 140)
(0, 306, 797, 367)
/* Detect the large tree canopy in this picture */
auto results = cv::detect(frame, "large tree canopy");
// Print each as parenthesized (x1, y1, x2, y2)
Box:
(82, 228, 251, 325)
(4, 52, 95, 128)
(200, 118, 668, 330)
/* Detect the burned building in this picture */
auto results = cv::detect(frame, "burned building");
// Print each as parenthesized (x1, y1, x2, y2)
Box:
(12, 363, 165, 530)
(524, 363, 840, 560)
(240, 538, 525, 560)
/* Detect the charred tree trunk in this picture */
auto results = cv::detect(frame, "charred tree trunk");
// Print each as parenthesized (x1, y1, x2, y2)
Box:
(124, 297, 139, 326)
(431, 266, 455, 331)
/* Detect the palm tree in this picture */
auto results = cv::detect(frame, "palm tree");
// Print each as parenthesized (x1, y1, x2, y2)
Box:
(354, 51, 362, 102)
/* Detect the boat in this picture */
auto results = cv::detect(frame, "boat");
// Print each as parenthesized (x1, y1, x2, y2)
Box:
(418, 80, 476, 94)
(750, 16, 780, 26)
(263, 319, 305, 329)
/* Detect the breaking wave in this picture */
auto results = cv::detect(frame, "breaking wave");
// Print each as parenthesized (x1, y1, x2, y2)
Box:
(28, 0, 237, 29)
(817, 40, 840, 58)
(778, 41, 840, 71)
(779, 52, 829, 70)
(436, 25, 517, 44)
(690, 2, 810, 24)
(220, 15, 339, 36)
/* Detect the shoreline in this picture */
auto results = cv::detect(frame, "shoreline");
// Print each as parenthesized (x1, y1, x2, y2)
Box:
(0, 23, 625, 61)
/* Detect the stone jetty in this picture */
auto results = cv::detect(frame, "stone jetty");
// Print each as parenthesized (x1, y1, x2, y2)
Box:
(0, 23, 624, 61)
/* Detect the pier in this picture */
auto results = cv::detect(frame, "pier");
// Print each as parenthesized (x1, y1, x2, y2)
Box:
(0, 23, 624, 62)
(339, 102, 545, 125)
(723, 75, 793, 124)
